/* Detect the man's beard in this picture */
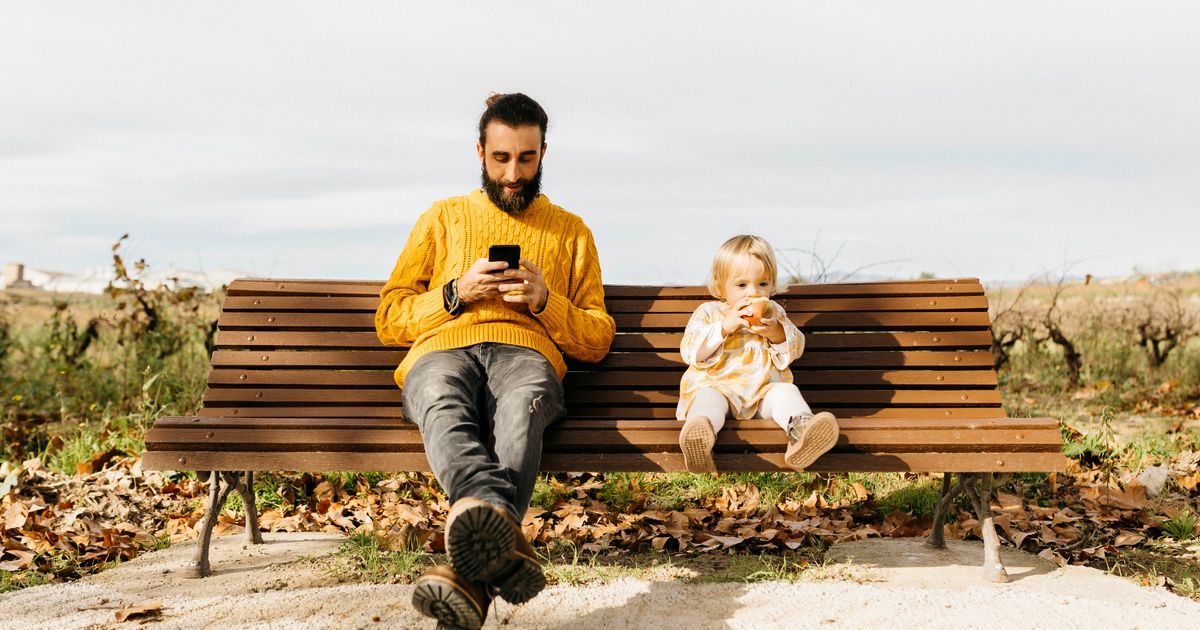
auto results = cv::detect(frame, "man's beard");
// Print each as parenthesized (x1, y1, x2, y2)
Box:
(481, 162, 543, 215)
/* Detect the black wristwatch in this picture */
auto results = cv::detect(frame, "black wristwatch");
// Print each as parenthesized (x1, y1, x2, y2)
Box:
(442, 278, 464, 316)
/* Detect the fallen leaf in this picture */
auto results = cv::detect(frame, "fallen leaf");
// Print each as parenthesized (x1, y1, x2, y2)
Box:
(1178, 473, 1200, 492)
(699, 534, 745, 549)
(994, 491, 1024, 513)
(114, 601, 162, 623)
(1113, 531, 1145, 547)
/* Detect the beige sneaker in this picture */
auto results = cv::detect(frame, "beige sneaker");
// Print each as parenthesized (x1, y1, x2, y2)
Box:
(783, 412, 839, 471)
(679, 417, 717, 473)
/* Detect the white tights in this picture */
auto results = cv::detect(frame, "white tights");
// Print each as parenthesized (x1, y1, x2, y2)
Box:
(686, 384, 813, 433)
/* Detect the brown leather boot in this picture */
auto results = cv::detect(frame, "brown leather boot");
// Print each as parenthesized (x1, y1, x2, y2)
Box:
(445, 497, 546, 604)
(446, 497, 516, 583)
(411, 565, 490, 630)
(491, 509, 546, 605)
(784, 411, 839, 471)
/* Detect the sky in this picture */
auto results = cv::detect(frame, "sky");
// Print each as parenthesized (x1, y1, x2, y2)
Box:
(2, 2, 1198, 288)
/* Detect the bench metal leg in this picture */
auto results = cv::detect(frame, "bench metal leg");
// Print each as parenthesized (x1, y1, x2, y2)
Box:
(187, 471, 261, 577)
(236, 471, 264, 545)
(188, 471, 238, 577)
(926, 473, 961, 549)
(962, 473, 1009, 583)
(923, 472, 1009, 583)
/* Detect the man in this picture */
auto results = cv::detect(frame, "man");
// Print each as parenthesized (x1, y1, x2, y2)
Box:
(375, 93, 615, 629)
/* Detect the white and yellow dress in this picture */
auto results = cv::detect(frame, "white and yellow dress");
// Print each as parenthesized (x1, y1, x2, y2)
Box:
(675, 300, 805, 421)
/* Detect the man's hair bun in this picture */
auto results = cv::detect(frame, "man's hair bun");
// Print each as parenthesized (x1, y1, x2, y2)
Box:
(485, 92, 507, 108)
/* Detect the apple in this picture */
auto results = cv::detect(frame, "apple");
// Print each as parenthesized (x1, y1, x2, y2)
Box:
(744, 296, 769, 326)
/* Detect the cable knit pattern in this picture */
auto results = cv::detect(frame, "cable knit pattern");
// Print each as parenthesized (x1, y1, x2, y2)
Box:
(375, 189, 616, 387)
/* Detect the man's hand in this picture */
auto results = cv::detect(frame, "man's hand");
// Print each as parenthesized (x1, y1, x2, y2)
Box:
(498, 258, 549, 313)
(721, 297, 753, 336)
(456, 258, 511, 304)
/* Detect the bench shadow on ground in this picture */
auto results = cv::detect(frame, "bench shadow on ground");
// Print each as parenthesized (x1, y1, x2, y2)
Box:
(534, 578, 750, 630)
(827, 538, 1057, 584)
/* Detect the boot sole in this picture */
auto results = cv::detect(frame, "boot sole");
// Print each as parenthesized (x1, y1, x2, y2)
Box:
(679, 418, 716, 473)
(446, 500, 515, 583)
(494, 551, 547, 604)
(785, 412, 838, 470)
(412, 573, 485, 630)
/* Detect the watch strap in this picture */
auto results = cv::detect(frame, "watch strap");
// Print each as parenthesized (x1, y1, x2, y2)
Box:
(443, 278, 464, 316)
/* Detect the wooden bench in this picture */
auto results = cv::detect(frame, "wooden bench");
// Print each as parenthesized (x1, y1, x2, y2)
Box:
(142, 277, 1066, 582)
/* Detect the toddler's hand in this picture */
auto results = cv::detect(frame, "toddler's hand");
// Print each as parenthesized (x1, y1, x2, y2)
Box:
(721, 298, 752, 336)
(748, 316, 786, 344)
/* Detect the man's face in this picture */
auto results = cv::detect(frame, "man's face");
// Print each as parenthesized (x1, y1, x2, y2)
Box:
(477, 122, 546, 214)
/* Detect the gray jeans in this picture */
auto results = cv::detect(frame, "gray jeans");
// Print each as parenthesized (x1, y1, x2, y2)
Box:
(402, 343, 566, 521)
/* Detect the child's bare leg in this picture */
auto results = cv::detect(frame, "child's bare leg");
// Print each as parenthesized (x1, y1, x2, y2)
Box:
(680, 388, 728, 473)
(761, 384, 838, 471)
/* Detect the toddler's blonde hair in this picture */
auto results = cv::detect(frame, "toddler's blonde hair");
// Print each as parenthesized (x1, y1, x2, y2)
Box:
(707, 234, 779, 300)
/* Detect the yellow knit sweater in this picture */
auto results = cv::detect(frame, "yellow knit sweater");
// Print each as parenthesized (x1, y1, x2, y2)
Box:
(375, 189, 615, 387)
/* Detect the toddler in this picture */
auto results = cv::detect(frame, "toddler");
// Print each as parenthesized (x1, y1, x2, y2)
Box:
(677, 235, 839, 473)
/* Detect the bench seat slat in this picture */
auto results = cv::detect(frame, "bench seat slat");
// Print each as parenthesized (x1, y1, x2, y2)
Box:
(204, 368, 999, 388)
(142, 449, 1067, 473)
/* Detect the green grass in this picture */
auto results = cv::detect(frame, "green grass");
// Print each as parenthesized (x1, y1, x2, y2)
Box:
(536, 544, 877, 587)
(1162, 511, 1198, 542)
(591, 471, 954, 517)
(1101, 548, 1200, 599)
(223, 473, 295, 514)
(328, 530, 428, 584)
(538, 539, 654, 585)
(42, 413, 150, 475)
(1126, 430, 1200, 468)
(875, 478, 943, 517)
(703, 553, 813, 583)
(0, 569, 51, 593)
(322, 471, 393, 492)
(595, 472, 818, 513)
(531, 474, 576, 510)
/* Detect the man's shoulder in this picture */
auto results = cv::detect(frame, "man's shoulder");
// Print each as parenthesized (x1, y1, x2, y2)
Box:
(428, 192, 473, 212)
(540, 197, 591, 236)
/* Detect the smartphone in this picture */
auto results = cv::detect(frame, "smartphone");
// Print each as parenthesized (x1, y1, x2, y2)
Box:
(488, 244, 521, 273)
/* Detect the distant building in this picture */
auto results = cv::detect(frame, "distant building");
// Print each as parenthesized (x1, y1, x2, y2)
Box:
(2, 263, 35, 289)
(3, 261, 250, 293)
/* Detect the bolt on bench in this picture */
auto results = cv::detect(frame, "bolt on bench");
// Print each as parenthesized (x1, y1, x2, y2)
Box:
(142, 277, 1066, 582)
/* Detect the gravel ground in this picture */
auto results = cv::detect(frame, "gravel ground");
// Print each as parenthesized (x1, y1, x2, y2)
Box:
(1, 533, 1197, 629)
